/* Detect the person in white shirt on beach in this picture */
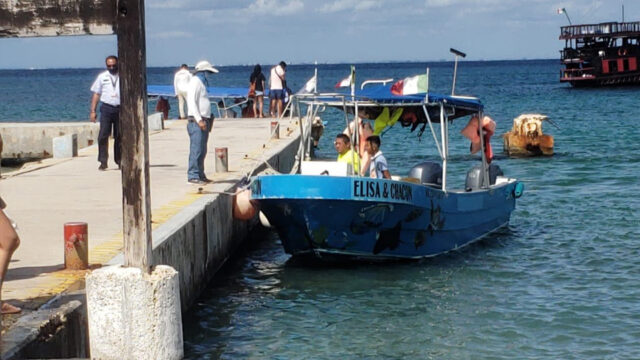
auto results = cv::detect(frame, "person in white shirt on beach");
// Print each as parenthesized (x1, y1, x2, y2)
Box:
(269, 61, 286, 117)
(173, 64, 191, 119)
(186, 60, 218, 185)
(89, 55, 121, 171)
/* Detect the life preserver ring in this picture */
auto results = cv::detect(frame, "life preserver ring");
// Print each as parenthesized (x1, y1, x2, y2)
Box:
(400, 111, 417, 127)
(618, 48, 628, 57)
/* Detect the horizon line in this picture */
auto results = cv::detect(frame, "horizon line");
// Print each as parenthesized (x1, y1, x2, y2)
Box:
(0, 58, 557, 71)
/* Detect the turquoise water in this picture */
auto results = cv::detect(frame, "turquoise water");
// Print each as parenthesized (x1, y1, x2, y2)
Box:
(3, 61, 639, 358)
(182, 61, 640, 359)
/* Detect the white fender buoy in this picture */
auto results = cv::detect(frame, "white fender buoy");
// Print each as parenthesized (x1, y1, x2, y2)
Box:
(259, 211, 272, 228)
(233, 188, 258, 220)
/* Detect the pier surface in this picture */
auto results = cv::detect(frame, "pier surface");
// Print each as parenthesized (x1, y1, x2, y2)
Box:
(0, 117, 300, 356)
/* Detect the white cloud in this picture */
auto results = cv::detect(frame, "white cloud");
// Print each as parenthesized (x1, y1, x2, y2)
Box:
(148, 0, 254, 11)
(246, 0, 304, 15)
(319, 0, 383, 13)
(424, 0, 453, 7)
(148, 0, 186, 9)
(148, 31, 192, 39)
(425, 0, 515, 8)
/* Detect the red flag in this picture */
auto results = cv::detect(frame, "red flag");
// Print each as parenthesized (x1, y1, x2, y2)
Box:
(390, 79, 404, 95)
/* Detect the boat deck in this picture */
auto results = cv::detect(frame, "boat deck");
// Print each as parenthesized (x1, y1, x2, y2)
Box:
(560, 21, 640, 40)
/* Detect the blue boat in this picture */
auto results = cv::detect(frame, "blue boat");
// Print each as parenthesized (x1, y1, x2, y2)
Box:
(250, 72, 524, 261)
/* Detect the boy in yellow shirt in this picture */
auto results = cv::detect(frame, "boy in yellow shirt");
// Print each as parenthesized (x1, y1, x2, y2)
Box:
(334, 134, 361, 175)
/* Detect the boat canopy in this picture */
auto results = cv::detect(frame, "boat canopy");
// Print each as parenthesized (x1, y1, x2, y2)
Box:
(305, 84, 482, 122)
(287, 78, 491, 190)
(349, 84, 481, 109)
(147, 85, 258, 99)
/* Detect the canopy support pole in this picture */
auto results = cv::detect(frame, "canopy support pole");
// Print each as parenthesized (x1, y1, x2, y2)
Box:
(439, 103, 447, 191)
(421, 104, 443, 160)
(477, 111, 490, 188)
(353, 100, 359, 176)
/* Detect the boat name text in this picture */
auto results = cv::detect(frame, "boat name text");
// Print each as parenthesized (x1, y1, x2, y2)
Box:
(353, 180, 413, 202)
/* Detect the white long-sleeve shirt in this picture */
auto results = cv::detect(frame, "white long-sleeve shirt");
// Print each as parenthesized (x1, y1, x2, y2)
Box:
(173, 69, 192, 95)
(186, 75, 211, 122)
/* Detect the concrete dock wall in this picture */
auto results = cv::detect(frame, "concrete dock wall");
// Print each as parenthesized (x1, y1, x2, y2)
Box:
(0, 122, 99, 160)
(2, 291, 89, 359)
(109, 134, 299, 310)
(0, 113, 165, 161)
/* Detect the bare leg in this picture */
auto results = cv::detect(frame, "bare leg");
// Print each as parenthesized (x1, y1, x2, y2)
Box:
(0, 209, 20, 310)
(257, 96, 264, 117)
(277, 99, 283, 118)
(252, 98, 257, 118)
(268, 96, 273, 117)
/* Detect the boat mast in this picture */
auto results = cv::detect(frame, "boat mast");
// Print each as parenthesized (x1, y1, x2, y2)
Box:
(425, 67, 430, 93)
(450, 48, 466, 95)
(314, 61, 318, 93)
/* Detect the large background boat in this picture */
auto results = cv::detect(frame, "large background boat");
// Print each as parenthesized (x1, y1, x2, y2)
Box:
(560, 21, 640, 86)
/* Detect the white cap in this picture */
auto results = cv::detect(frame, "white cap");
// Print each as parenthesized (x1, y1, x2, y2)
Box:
(194, 60, 219, 73)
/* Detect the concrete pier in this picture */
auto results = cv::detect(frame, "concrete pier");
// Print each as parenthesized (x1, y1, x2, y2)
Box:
(0, 122, 99, 160)
(0, 116, 301, 358)
(0, 113, 168, 161)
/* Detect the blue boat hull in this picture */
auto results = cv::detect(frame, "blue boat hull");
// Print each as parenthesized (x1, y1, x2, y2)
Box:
(251, 175, 519, 260)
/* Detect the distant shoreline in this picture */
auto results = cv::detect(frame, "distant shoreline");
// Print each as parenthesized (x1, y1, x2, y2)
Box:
(0, 58, 557, 71)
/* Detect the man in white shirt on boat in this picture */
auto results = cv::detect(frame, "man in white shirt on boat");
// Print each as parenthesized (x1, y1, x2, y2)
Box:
(89, 55, 121, 171)
(186, 60, 218, 185)
(269, 61, 286, 117)
(174, 64, 192, 120)
(334, 133, 361, 175)
(364, 135, 391, 179)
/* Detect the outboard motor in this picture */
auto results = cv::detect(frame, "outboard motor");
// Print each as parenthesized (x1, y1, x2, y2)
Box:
(465, 163, 503, 191)
(408, 161, 442, 187)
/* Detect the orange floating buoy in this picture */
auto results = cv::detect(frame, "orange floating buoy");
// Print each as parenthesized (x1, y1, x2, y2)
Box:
(233, 188, 259, 220)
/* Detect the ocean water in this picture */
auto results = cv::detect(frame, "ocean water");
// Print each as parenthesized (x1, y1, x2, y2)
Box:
(3, 61, 640, 358)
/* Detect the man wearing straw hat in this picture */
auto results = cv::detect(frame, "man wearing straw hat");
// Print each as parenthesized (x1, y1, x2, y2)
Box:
(186, 60, 218, 185)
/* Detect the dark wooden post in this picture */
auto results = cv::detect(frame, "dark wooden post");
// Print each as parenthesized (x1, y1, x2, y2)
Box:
(0, 0, 152, 272)
(116, 0, 152, 272)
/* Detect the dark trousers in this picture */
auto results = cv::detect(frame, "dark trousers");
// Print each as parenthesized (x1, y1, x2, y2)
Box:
(98, 103, 121, 165)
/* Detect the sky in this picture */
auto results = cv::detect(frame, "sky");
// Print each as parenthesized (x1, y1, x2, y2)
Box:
(0, 0, 637, 69)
